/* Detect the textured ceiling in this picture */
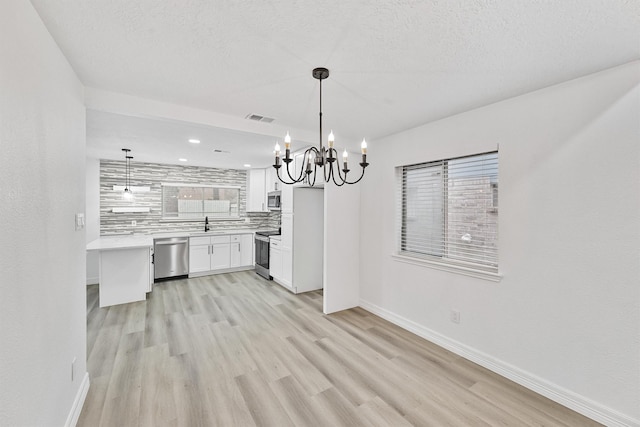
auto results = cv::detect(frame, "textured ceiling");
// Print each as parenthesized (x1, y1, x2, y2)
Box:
(30, 0, 640, 166)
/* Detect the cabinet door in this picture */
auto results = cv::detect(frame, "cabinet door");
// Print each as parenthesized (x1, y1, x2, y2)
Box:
(267, 167, 283, 193)
(247, 169, 266, 212)
(281, 213, 293, 249)
(240, 234, 253, 266)
(230, 242, 241, 267)
(148, 247, 154, 292)
(211, 243, 231, 270)
(189, 245, 211, 273)
(270, 246, 282, 280)
(281, 247, 293, 288)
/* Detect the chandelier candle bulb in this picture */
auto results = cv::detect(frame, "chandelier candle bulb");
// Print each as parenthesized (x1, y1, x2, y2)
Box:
(361, 139, 367, 154)
(328, 131, 335, 148)
(274, 142, 281, 156)
(284, 132, 291, 150)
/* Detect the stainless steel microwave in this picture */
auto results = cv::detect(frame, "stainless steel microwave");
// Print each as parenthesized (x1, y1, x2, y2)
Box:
(267, 191, 281, 210)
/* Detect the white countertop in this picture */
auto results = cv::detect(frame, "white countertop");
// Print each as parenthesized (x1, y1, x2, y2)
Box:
(87, 235, 154, 251)
(89, 229, 263, 251)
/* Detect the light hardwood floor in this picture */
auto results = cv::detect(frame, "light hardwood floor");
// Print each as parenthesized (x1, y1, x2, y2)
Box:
(79, 271, 600, 426)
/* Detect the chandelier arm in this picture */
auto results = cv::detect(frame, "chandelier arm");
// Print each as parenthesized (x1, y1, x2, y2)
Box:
(275, 167, 293, 185)
(284, 160, 300, 183)
(343, 166, 367, 185)
(331, 162, 347, 187)
(309, 164, 318, 187)
(332, 152, 350, 185)
(305, 147, 322, 185)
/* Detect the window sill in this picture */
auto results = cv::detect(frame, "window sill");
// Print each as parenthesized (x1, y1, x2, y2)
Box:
(392, 253, 502, 282)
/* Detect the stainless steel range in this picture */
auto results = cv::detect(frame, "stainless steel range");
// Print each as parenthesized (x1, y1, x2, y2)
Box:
(255, 230, 280, 279)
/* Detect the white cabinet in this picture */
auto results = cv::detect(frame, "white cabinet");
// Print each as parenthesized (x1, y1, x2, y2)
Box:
(148, 247, 154, 292)
(269, 238, 282, 281)
(266, 167, 280, 193)
(247, 169, 267, 212)
(230, 234, 252, 267)
(189, 236, 214, 273)
(189, 233, 254, 277)
(280, 179, 293, 213)
(278, 214, 293, 288)
(273, 188, 323, 294)
(211, 240, 231, 270)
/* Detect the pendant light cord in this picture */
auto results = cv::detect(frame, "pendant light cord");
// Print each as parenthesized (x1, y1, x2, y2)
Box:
(318, 77, 323, 150)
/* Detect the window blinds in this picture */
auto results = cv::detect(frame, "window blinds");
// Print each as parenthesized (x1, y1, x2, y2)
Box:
(397, 151, 499, 272)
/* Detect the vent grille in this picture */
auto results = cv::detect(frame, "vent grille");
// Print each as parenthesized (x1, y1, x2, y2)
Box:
(245, 113, 275, 123)
(213, 149, 230, 153)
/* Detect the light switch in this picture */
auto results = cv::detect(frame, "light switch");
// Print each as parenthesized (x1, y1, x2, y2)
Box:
(75, 213, 85, 231)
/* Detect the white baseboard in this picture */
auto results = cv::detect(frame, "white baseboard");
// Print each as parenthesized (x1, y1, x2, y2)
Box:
(64, 372, 90, 427)
(359, 299, 639, 427)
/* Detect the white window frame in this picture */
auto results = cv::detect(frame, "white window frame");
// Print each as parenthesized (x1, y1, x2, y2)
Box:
(161, 183, 241, 221)
(394, 151, 501, 282)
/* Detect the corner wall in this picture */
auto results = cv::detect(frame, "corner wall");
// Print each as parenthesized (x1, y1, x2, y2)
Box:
(359, 61, 640, 425)
(0, 1, 88, 425)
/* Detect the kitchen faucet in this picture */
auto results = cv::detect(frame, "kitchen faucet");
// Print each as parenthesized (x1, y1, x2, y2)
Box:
(204, 216, 210, 232)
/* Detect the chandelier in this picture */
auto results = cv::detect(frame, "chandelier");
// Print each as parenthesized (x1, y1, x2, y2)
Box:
(273, 67, 369, 186)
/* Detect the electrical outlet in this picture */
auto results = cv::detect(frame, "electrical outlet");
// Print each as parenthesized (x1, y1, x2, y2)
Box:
(71, 357, 76, 381)
(131, 220, 137, 226)
(450, 309, 461, 324)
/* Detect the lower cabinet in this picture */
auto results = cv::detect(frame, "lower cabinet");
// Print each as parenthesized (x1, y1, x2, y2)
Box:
(189, 233, 254, 276)
(189, 242, 212, 273)
(211, 241, 231, 269)
(269, 239, 282, 280)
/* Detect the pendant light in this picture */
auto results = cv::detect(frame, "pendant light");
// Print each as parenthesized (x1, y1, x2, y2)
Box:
(122, 148, 133, 200)
(273, 67, 369, 186)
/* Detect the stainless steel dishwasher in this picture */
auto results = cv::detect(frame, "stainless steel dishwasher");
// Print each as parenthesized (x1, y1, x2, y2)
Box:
(153, 237, 189, 281)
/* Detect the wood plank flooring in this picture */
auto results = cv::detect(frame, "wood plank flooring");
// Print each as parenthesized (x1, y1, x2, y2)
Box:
(79, 271, 600, 426)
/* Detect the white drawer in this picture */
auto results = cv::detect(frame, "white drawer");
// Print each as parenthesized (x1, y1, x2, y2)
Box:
(270, 239, 281, 248)
(190, 236, 210, 246)
(212, 235, 231, 244)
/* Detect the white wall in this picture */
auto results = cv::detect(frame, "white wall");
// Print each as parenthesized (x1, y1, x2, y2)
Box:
(324, 180, 360, 314)
(0, 1, 88, 425)
(86, 157, 100, 284)
(359, 61, 640, 425)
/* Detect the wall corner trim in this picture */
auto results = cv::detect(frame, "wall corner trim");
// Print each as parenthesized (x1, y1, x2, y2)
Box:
(64, 372, 90, 427)
(358, 299, 639, 427)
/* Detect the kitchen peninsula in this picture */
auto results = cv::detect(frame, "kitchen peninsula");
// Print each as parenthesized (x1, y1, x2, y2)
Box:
(86, 235, 154, 308)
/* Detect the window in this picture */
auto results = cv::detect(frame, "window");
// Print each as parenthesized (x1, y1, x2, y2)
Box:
(162, 183, 240, 219)
(397, 151, 499, 275)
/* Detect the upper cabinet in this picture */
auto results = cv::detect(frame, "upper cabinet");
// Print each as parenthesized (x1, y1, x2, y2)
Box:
(246, 169, 267, 212)
(265, 167, 280, 193)
(247, 167, 285, 212)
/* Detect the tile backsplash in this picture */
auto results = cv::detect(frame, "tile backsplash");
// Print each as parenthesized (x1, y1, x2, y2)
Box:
(100, 160, 280, 235)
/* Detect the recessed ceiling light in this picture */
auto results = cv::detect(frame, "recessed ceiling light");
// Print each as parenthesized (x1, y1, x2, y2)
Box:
(188, 139, 200, 144)
(243, 164, 251, 168)
(179, 158, 187, 162)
